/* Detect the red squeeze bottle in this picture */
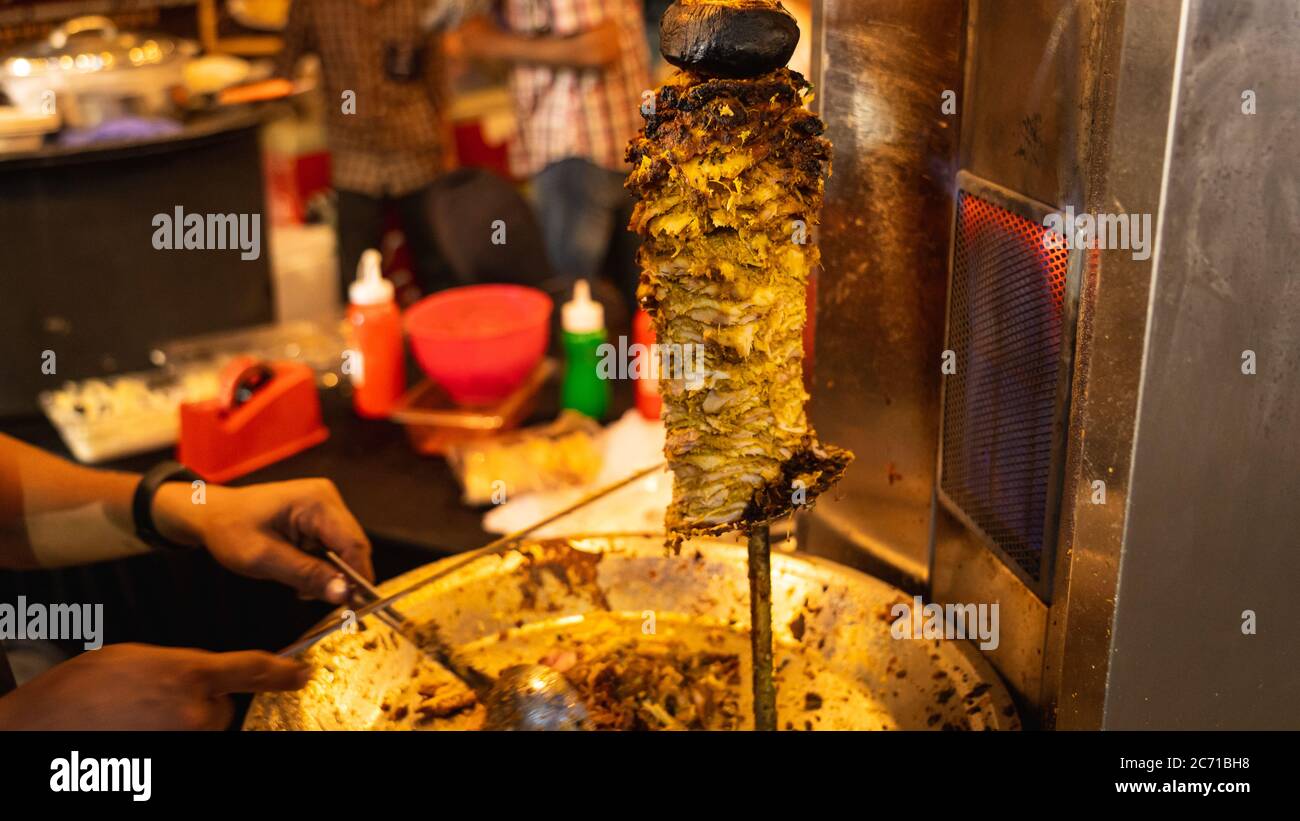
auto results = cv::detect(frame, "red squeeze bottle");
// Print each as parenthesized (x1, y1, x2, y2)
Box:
(633, 308, 662, 420)
(347, 249, 405, 418)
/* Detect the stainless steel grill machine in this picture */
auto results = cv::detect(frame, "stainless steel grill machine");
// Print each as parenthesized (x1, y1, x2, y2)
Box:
(802, 0, 1299, 729)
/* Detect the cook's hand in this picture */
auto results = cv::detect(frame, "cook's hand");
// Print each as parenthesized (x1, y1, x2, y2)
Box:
(0, 643, 310, 730)
(154, 478, 374, 603)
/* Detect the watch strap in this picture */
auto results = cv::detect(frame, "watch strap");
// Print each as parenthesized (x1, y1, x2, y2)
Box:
(132, 460, 202, 551)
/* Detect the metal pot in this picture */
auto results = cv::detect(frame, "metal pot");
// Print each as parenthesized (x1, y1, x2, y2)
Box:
(246, 535, 1020, 730)
(0, 15, 196, 128)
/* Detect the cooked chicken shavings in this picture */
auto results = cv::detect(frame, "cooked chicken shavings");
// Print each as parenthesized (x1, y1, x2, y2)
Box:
(389, 638, 746, 731)
(413, 683, 478, 723)
(626, 68, 851, 539)
(561, 640, 744, 730)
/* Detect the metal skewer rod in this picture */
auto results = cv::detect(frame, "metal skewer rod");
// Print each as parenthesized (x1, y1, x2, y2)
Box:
(280, 461, 668, 658)
(748, 523, 777, 731)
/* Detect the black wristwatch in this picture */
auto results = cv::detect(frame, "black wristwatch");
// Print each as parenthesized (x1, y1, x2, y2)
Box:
(132, 460, 203, 551)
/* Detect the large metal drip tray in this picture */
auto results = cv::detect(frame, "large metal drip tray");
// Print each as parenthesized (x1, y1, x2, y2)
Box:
(246, 535, 1019, 731)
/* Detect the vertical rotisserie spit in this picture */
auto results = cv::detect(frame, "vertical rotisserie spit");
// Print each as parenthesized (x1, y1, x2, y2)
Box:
(626, 0, 851, 728)
(627, 1, 850, 540)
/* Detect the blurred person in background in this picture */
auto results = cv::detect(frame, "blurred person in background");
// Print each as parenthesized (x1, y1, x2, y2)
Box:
(448, 1, 652, 313)
(277, 0, 466, 299)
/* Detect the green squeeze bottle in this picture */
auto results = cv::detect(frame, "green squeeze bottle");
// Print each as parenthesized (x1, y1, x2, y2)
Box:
(561, 279, 611, 419)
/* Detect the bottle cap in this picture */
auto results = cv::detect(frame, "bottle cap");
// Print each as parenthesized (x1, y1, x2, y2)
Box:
(348, 249, 394, 306)
(562, 279, 605, 334)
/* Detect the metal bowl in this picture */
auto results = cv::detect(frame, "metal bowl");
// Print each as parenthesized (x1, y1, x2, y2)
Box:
(245, 535, 1020, 730)
(1, 16, 195, 128)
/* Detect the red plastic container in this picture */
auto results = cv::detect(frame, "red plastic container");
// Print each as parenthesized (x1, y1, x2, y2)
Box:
(405, 284, 552, 406)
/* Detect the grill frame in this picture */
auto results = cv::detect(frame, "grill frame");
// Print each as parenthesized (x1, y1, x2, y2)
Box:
(934, 171, 1083, 602)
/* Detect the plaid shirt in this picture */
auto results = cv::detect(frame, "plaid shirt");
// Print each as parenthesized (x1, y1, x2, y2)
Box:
(500, 0, 651, 177)
(278, 0, 448, 196)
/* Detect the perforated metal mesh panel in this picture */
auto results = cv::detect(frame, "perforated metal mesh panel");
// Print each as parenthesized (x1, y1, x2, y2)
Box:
(939, 188, 1071, 591)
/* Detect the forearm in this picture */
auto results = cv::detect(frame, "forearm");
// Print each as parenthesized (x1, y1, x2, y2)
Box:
(470, 18, 620, 69)
(0, 435, 373, 601)
(0, 434, 147, 569)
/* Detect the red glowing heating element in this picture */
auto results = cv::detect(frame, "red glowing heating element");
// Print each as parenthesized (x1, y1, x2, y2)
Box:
(958, 193, 1070, 310)
(939, 190, 1073, 590)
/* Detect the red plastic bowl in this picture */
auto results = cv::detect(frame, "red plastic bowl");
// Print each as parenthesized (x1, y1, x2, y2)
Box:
(404, 284, 552, 406)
